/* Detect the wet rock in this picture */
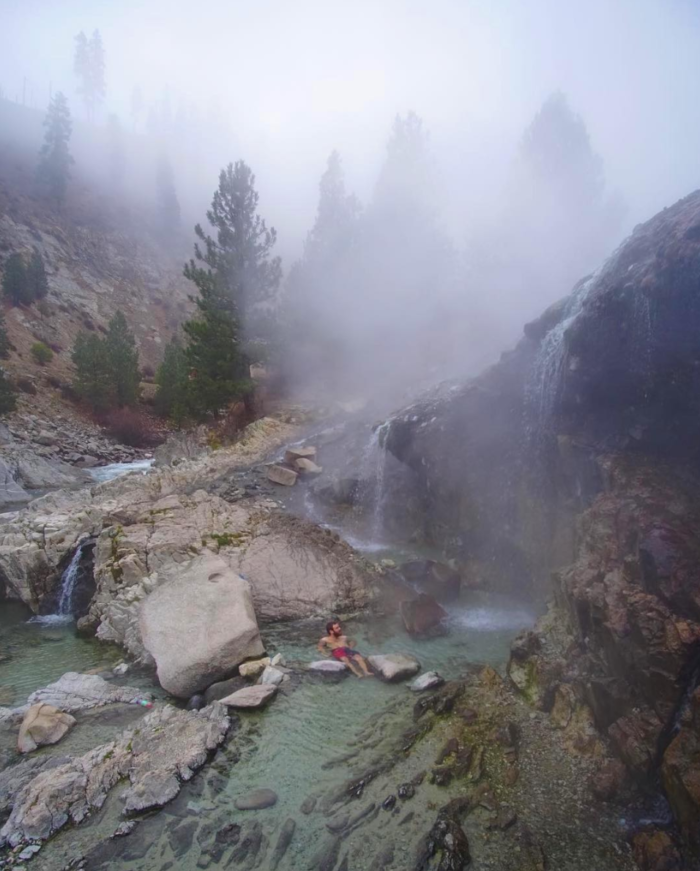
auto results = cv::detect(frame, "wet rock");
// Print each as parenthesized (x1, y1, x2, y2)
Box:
(17, 703, 76, 753)
(415, 800, 471, 871)
(113, 821, 137, 838)
(204, 675, 246, 705)
(300, 796, 317, 814)
(396, 559, 462, 603)
(590, 758, 627, 801)
(368, 653, 420, 682)
(430, 767, 453, 787)
(139, 554, 264, 698)
(308, 660, 348, 675)
(311, 834, 341, 871)
(169, 818, 198, 857)
(631, 830, 682, 871)
(294, 457, 323, 476)
(410, 671, 445, 692)
(436, 737, 460, 765)
(400, 594, 448, 638)
(661, 686, 700, 845)
(487, 807, 517, 831)
(0, 703, 229, 848)
(21, 672, 146, 715)
(398, 783, 415, 800)
(235, 788, 278, 810)
(269, 817, 295, 870)
(284, 445, 317, 464)
(239, 657, 271, 679)
(186, 695, 206, 711)
(230, 819, 265, 867)
(267, 464, 298, 486)
(260, 665, 285, 686)
(219, 685, 277, 709)
(382, 794, 397, 810)
(414, 681, 465, 719)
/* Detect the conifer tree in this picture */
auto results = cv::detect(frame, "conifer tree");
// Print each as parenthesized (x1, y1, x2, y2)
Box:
(71, 331, 112, 411)
(0, 312, 11, 359)
(2, 253, 31, 306)
(27, 250, 48, 300)
(0, 369, 17, 416)
(155, 336, 188, 423)
(74, 30, 105, 121)
(104, 310, 140, 406)
(36, 93, 74, 208)
(155, 152, 180, 234)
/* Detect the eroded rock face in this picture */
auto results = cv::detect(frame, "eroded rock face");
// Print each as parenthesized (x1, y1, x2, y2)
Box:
(139, 554, 265, 698)
(0, 703, 229, 849)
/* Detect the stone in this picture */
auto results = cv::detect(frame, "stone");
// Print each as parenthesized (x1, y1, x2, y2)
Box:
(0, 457, 30, 509)
(400, 594, 447, 637)
(269, 817, 295, 870)
(0, 704, 229, 849)
(113, 662, 129, 675)
(308, 660, 348, 674)
(24, 672, 147, 713)
(219, 685, 277, 709)
(204, 675, 247, 706)
(270, 653, 285, 667)
(260, 666, 285, 686)
(266, 464, 298, 486)
(234, 788, 278, 810)
(186, 695, 206, 711)
(284, 446, 317, 464)
(294, 458, 323, 475)
(75, 455, 100, 468)
(154, 432, 206, 467)
(17, 703, 76, 754)
(239, 657, 271, 679)
(410, 671, 445, 692)
(631, 830, 682, 871)
(139, 554, 264, 698)
(368, 653, 420, 682)
(37, 431, 58, 446)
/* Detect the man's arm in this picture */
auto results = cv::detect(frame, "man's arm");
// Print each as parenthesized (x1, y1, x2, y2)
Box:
(317, 636, 329, 654)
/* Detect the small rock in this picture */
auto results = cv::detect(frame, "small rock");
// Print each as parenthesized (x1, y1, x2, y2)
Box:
(307, 660, 348, 675)
(239, 657, 271, 679)
(113, 663, 129, 676)
(382, 795, 397, 810)
(368, 653, 420, 682)
(259, 666, 285, 687)
(235, 788, 278, 810)
(300, 796, 317, 814)
(294, 458, 323, 476)
(113, 821, 137, 838)
(17, 703, 76, 754)
(410, 671, 445, 692)
(219, 685, 277, 709)
(270, 653, 285, 667)
(267, 465, 298, 486)
(19, 844, 41, 859)
(397, 783, 415, 800)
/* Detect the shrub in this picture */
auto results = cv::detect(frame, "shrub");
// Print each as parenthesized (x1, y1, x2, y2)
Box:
(31, 342, 53, 365)
(101, 407, 159, 448)
(0, 369, 17, 415)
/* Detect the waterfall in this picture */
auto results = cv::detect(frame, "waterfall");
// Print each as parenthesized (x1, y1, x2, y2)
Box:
(356, 420, 392, 545)
(57, 546, 82, 616)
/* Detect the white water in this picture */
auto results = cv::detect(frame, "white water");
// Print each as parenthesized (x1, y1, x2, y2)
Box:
(87, 458, 154, 483)
(28, 545, 83, 625)
(354, 420, 392, 545)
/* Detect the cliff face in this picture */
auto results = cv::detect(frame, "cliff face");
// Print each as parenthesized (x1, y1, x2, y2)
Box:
(384, 190, 700, 846)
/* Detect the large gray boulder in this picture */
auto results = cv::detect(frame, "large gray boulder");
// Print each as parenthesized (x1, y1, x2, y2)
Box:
(368, 653, 420, 682)
(139, 554, 264, 698)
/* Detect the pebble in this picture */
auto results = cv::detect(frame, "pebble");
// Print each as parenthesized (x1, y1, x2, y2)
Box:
(235, 788, 278, 810)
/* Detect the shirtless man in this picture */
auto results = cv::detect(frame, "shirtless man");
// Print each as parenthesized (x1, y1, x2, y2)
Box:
(317, 620, 373, 678)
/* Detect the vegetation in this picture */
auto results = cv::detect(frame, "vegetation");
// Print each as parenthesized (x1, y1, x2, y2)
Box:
(0, 370, 17, 416)
(0, 312, 11, 359)
(2, 249, 49, 306)
(71, 310, 140, 411)
(181, 161, 281, 419)
(154, 336, 188, 424)
(27, 250, 49, 300)
(31, 342, 53, 365)
(36, 93, 74, 207)
(74, 30, 106, 121)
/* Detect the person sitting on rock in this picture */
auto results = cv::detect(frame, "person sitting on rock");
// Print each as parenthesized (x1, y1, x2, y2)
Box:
(317, 619, 373, 678)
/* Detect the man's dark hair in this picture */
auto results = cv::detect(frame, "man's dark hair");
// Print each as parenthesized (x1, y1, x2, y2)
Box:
(326, 619, 340, 634)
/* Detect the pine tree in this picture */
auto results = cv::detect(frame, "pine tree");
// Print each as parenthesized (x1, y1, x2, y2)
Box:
(27, 249, 48, 300)
(74, 29, 105, 121)
(303, 150, 360, 269)
(36, 93, 74, 208)
(71, 331, 112, 411)
(2, 253, 31, 306)
(0, 311, 11, 359)
(155, 336, 188, 423)
(104, 310, 140, 406)
(0, 369, 17, 416)
(155, 152, 180, 234)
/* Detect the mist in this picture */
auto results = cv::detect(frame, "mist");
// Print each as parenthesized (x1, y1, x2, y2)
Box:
(2, 0, 700, 402)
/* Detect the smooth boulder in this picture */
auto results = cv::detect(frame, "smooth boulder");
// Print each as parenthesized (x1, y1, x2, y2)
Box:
(219, 685, 277, 709)
(17, 704, 76, 754)
(267, 465, 298, 486)
(260, 666, 285, 686)
(368, 653, 420, 682)
(308, 660, 347, 674)
(235, 788, 278, 810)
(400, 594, 448, 637)
(410, 672, 445, 692)
(294, 458, 323, 476)
(284, 446, 317, 464)
(139, 555, 264, 699)
(239, 657, 271, 679)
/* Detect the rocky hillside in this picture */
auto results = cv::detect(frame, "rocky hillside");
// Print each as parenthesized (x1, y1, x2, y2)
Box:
(383, 189, 700, 858)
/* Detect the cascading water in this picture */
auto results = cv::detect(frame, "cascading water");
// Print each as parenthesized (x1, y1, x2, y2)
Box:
(355, 420, 392, 545)
(57, 546, 82, 616)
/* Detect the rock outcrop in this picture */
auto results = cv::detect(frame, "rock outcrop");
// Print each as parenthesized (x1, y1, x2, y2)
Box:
(0, 702, 229, 849)
(139, 554, 264, 698)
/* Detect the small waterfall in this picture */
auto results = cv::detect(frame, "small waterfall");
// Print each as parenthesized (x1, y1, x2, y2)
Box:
(57, 546, 82, 616)
(356, 420, 392, 545)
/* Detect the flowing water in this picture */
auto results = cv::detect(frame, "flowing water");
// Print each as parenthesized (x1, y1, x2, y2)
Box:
(87, 458, 154, 484)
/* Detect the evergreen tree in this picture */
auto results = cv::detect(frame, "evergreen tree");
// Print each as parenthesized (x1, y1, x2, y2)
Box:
(154, 336, 188, 423)
(74, 29, 105, 121)
(188, 161, 282, 343)
(302, 150, 360, 270)
(104, 310, 140, 406)
(0, 311, 11, 359)
(2, 253, 31, 306)
(155, 152, 180, 234)
(36, 93, 74, 208)
(0, 369, 17, 416)
(71, 331, 112, 411)
(27, 249, 48, 300)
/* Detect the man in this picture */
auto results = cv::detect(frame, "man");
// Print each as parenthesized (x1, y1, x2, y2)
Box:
(317, 619, 373, 678)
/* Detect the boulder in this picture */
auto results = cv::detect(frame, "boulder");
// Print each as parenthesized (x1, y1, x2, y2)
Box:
(400, 594, 448, 637)
(260, 666, 285, 686)
(294, 458, 323, 476)
(219, 685, 277, 709)
(25, 672, 147, 713)
(239, 657, 271, 679)
(308, 660, 348, 674)
(0, 457, 30, 509)
(139, 555, 264, 698)
(235, 788, 278, 810)
(284, 446, 317, 464)
(410, 672, 445, 692)
(368, 653, 420, 682)
(267, 465, 298, 486)
(204, 675, 246, 706)
(17, 704, 76, 753)
(153, 431, 206, 467)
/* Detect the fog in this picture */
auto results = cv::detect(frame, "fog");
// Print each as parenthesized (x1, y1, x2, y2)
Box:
(2, 0, 700, 399)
